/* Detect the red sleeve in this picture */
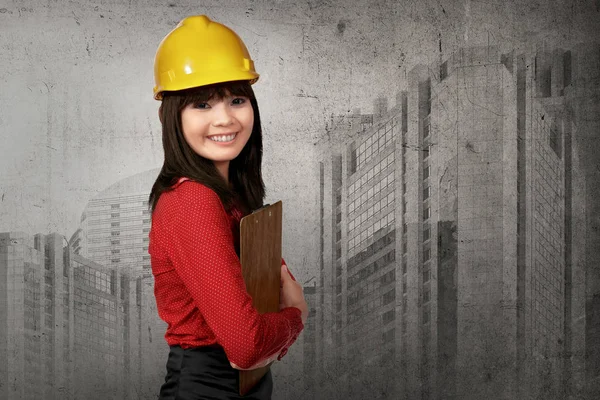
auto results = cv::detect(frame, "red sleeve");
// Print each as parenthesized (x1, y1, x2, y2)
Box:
(277, 257, 301, 360)
(164, 182, 304, 369)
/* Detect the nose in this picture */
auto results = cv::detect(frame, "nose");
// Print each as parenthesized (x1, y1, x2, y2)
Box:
(211, 102, 234, 127)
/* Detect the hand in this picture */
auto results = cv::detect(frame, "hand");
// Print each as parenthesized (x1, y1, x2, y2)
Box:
(279, 263, 308, 325)
(230, 353, 278, 370)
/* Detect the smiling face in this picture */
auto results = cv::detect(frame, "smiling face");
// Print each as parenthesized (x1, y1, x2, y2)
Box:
(180, 92, 254, 181)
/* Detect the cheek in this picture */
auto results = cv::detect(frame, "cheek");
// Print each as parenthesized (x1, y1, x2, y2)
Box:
(181, 112, 204, 141)
(242, 110, 254, 132)
(180, 110, 193, 138)
(181, 122, 195, 148)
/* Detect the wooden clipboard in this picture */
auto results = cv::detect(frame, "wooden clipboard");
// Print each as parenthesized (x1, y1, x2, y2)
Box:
(238, 201, 283, 396)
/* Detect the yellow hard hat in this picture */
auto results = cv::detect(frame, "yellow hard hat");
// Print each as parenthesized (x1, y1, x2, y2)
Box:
(153, 15, 259, 100)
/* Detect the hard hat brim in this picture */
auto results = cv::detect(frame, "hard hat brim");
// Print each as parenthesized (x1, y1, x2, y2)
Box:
(153, 72, 259, 100)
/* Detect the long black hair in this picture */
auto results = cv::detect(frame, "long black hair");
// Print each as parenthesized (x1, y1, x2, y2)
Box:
(148, 80, 265, 216)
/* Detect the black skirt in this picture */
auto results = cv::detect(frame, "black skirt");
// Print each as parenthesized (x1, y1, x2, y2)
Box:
(158, 345, 273, 400)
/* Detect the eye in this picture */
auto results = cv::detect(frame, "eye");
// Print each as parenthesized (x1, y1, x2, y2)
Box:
(194, 102, 210, 109)
(231, 97, 247, 105)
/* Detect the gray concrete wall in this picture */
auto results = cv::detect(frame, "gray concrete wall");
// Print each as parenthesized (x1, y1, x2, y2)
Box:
(1, 0, 599, 399)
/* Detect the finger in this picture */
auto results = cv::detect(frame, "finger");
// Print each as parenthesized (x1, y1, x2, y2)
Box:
(282, 263, 297, 281)
(287, 267, 297, 281)
(281, 264, 290, 282)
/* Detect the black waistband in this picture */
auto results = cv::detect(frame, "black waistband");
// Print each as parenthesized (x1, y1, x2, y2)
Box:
(169, 344, 223, 352)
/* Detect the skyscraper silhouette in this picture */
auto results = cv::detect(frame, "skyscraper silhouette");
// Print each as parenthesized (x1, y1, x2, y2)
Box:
(316, 43, 600, 400)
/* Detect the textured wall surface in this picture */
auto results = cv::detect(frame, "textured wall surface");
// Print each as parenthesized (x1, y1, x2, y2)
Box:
(1, 0, 599, 399)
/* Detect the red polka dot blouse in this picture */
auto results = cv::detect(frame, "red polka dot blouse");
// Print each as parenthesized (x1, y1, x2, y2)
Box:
(149, 177, 304, 369)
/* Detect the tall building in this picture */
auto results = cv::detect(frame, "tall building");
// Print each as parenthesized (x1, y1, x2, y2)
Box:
(0, 231, 141, 400)
(316, 101, 404, 400)
(561, 42, 600, 399)
(70, 251, 142, 400)
(274, 280, 318, 400)
(302, 280, 318, 399)
(316, 43, 600, 400)
(68, 168, 168, 398)
(69, 168, 160, 278)
(0, 232, 64, 400)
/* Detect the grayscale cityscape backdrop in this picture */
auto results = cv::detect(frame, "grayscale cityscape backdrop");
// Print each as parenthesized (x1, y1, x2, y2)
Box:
(1, 1, 599, 399)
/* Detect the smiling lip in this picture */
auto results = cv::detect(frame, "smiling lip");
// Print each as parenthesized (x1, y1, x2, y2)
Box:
(207, 132, 237, 143)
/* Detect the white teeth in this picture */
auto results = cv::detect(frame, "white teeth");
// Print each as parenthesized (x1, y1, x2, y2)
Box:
(209, 134, 236, 142)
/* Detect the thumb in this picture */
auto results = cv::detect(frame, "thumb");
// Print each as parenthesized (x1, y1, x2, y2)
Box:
(281, 264, 290, 280)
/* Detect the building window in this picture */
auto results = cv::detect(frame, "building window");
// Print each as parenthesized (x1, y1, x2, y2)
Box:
(423, 227, 430, 241)
(423, 269, 430, 282)
(423, 117, 430, 138)
(383, 310, 395, 324)
(440, 60, 448, 81)
(423, 247, 431, 261)
(423, 207, 430, 221)
(111, 213, 119, 218)
(549, 125, 562, 158)
(423, 287, 430, 303)
(111, 222, 119, 228)
(563, 50, 572, 87)
(385, 230, 395, 244)
(384, 250, 395, 263)
(383, 288, 395, 305)
(425, 79, 432, 116)
(110, 270, 117, 295)
(136, 278, 142, 307)
(111, 204, 120, 209)
(423, 243, 431, 262)
(423, 144, 430, 159)
(383, 328, 395, 344)
(535, 55, 552, 98)
(380, 270, 395, 285)
(423, 186, 430, 200)
(349, 146, 357, 174)
(423, 165, 430, 180)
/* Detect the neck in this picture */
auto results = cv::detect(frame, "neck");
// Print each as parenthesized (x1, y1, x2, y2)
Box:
(214, 161, 230, 185)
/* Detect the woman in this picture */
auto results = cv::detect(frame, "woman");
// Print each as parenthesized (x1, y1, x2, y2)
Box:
(148, 15, 309, 400)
